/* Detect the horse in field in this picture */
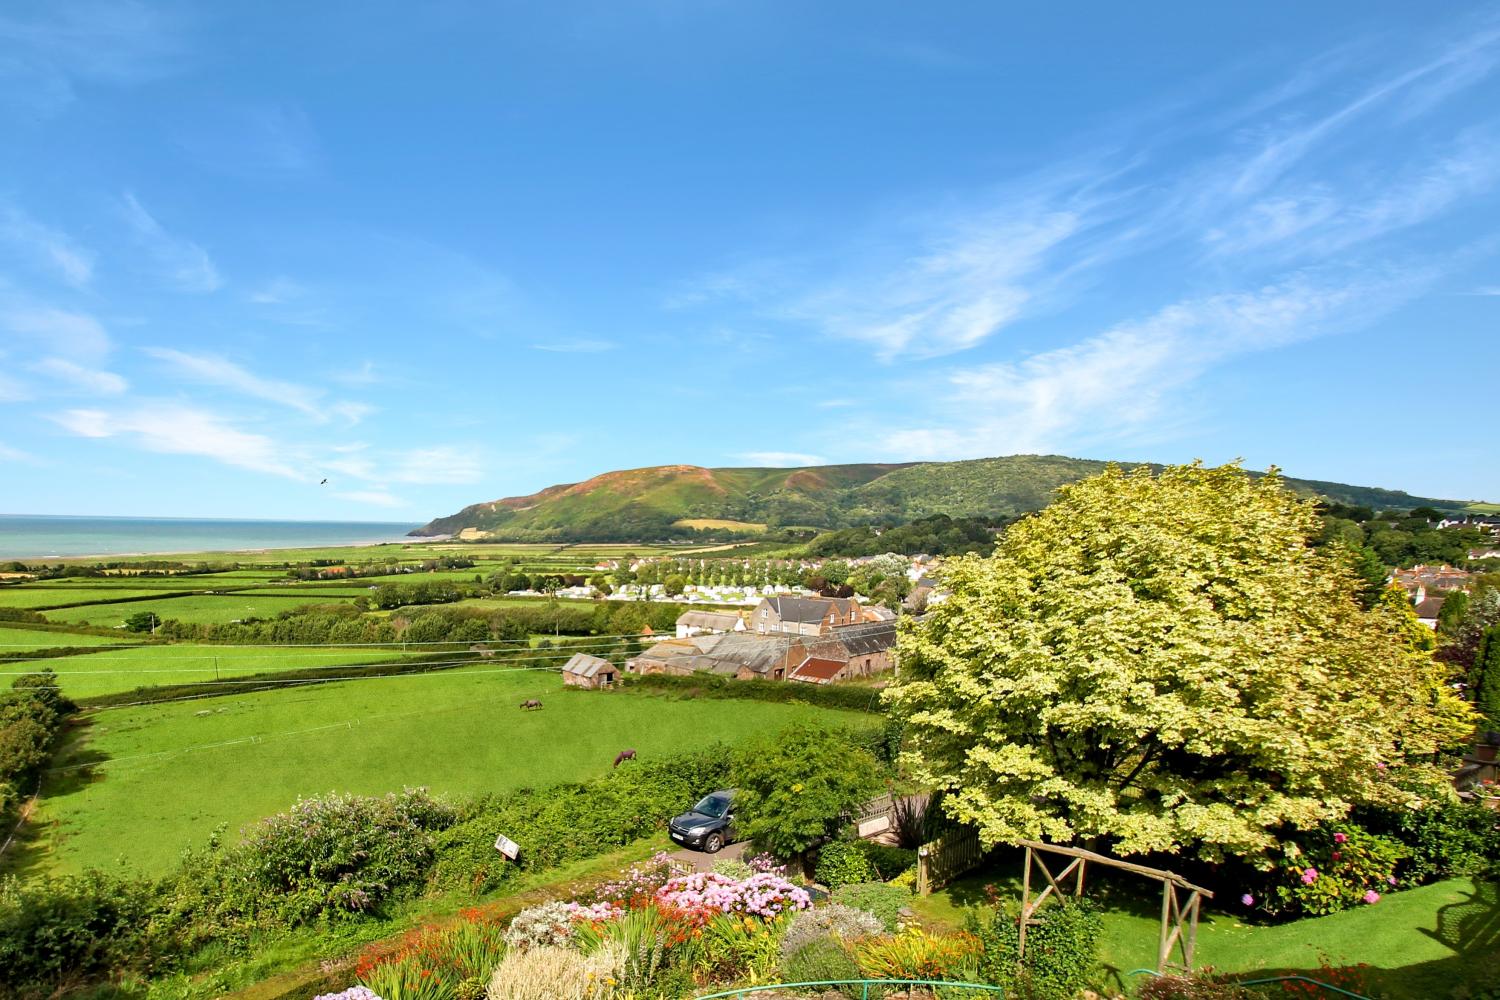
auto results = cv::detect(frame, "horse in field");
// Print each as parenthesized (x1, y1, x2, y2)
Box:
(613, 748, 636, 767)
(519, 699, 543, 710)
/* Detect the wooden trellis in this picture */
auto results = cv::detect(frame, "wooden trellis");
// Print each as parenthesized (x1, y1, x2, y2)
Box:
(1016, 840, 1213, 974)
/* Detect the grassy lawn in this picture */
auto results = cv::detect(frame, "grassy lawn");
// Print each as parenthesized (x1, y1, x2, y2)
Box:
(0, 626, 138, 648)
(3, 643, 413, 698)
(0, 587, 171, 608)
(913, 861, 1500, 998)
(16, 672, 873, 877)
(44, 593, 359, 626)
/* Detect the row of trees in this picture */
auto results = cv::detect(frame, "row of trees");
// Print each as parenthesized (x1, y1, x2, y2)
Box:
(0, 670, 72, 822)
(1319, 502, 1491, 568)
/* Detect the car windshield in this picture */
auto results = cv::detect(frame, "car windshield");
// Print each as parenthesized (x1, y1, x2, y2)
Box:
(693, 795, 729, 818)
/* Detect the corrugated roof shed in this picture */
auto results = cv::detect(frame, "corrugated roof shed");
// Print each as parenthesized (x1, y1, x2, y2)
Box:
(563, 652, 615, 678)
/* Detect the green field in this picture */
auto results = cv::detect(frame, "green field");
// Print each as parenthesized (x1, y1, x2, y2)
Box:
(4, 643, 414, 698)
(43, 593, 360, 626)
(0, 626, 138, 649)
(18, 671, 872, 876)
(0, 587, 175, 609)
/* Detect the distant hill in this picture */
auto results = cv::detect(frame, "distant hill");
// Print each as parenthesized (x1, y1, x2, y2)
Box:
(413, 455, 1483, 542)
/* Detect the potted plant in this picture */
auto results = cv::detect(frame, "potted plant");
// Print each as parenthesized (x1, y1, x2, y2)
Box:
(1478, 779, 1500, 811)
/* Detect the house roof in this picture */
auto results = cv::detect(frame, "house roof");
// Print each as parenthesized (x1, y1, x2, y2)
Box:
(790, 657, 846, 682)
(635, 632, 794, 676)
(821, 621, 897, 657)
(1414, 596, 1446, 620)
(677, 611, 742, 630)
(563, 652, 615, 678)
(761, 596, 854, 624)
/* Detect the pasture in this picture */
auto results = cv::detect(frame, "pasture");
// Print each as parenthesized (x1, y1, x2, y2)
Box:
(3, 643, 415, 699)
(18, 669, 875, 876)
(0, 626, 137, 649)
(43, 593, 361, 626)
(0, 587, 172, 609)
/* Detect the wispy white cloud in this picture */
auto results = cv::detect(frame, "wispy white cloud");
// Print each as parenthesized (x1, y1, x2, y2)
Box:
(1465, 285, 1500, 296)
(0, 0, 185, 114)
(330, 360, 384, 386)
(51, 403, 304, 479)
(3, 306, 110, 360)
(143, 347, 324, 417)
(247, 276, 305, 305)
(0, 440, 39, 463)
(530, 339, 617, 353)
(736, 451, 827, 468)
(30, 357, 127, 394)
(882, 271, 1432, 460)
(174, 103, 320, 177)
(120, 193, 221, 293)
(0, 205, 94, 287)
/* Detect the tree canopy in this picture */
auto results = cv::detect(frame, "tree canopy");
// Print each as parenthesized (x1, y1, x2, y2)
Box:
(886, 462, 1474, 861)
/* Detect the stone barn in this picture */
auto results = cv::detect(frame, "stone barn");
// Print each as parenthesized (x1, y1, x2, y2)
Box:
(562, 652, 618, 689)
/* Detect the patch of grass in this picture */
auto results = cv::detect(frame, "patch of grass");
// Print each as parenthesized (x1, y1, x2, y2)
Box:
(0, 587, 170, 608)
(44, 593, 358, 626)
(18, 671, 874, 877)
(2, 643, 411, 698)
(0, 626, 137, 648)
(672, 518, 768, 533)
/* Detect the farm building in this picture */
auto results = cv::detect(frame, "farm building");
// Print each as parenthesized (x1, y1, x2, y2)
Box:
(788, 656, 850, 685)
(562, 652, 618, 689)
(628, 632, 801, 681)
(675, 610, 746, 639)
(751, 596, 861, 636)
(799, 621, 898, 679)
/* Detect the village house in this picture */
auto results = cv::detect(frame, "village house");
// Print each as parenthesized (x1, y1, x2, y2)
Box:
(627, 632, 802, 681)
(793, 621, 898, 681)
(1415, 595, 1446, 629)
(1392, 565, 1472, 597)
(675, 610, 747, 638)
(752, 596, 861, 636)
(562, 652, 618, 689)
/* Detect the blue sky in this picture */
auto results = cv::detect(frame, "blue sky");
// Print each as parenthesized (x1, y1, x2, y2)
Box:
(2, 1, 1498, 520)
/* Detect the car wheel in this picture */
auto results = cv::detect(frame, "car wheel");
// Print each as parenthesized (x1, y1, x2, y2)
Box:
(704, 832, 724, 854)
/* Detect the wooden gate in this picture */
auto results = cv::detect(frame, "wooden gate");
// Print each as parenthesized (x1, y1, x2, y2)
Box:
(916, 828, 985, 895)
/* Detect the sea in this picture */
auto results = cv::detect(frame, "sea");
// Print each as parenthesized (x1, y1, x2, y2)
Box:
(0, 515, 425, 560)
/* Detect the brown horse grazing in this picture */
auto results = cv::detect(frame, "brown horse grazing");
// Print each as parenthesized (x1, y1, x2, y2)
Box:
(613, 749, 636, 767)
(520, 699, 543, 710)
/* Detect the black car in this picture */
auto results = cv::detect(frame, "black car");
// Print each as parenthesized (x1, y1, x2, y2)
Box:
(667, 789, 737, 853)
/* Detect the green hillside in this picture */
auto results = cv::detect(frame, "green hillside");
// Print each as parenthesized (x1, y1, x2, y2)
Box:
(414, 455, 1481, 542)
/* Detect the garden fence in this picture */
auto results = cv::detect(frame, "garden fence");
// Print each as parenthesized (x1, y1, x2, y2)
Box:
(694, 979, 1006, 999)
(916, 828, 986, 895)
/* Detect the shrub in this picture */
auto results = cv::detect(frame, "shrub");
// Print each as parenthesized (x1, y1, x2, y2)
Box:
(830, 882, 908, 932)
(484, 944, 619, 1000)
(166, 788, 457, 936)
(858, 843, 918, 881)
(779, 903, 883, 959)
(815, 841, 877, 890)
(503, 901, 576, 952)
(888, 866, 917, 893)
(781, 936, 861, 990)
(581, 907, 669, 994)
(854, 927, 978, 982)
(966, 897, 1103, 1000)
(1264, 825, 1406, 918)
(690, 911, 786, 985)
(711, 858, 754, 880)
(734, 724, 885, 861)
(0, 870, 167, 998)
(1356, 803, 1500, 882)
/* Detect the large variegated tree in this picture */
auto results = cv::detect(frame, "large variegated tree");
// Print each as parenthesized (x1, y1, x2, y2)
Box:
(886, 463, 1473, 860)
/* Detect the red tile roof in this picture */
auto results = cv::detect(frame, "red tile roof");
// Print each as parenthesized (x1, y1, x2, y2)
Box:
(790, 657, 845, 682)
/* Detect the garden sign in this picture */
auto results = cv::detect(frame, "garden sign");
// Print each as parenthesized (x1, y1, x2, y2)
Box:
(492, 833, 520, 861)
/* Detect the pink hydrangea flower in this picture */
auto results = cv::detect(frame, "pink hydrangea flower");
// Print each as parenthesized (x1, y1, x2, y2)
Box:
(1363, 890, 1381, 904)
(1333, 832, 1348, 844)
(1240, 893, 1254, 906)
(1301, 868, 1319, 884)
(1387, 875, 1398, 885)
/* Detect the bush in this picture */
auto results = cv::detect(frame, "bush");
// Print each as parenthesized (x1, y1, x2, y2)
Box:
(967, 897, 1103, 1000)
(503, 901, 576, 952)
(1356, 803, 1500, 882)
(815, 841, 877, 890)
(734, 724, 885, 860)
(624, 672, 885, 713)
(1264, 825, 1406, 918)
(780, 936, 861, 990)
(711, 858, 753, 880)
(166, 788, 457, 936)
(830, 882, 908, 932)
(858, 843, 918, 881)
(779, 903, 883, 960)
(0, 870, 168, 998)
(854, 928, 978, 982)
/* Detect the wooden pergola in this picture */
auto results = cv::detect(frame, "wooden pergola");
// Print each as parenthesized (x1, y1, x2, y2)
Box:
(1016, 840, 1214, 974)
